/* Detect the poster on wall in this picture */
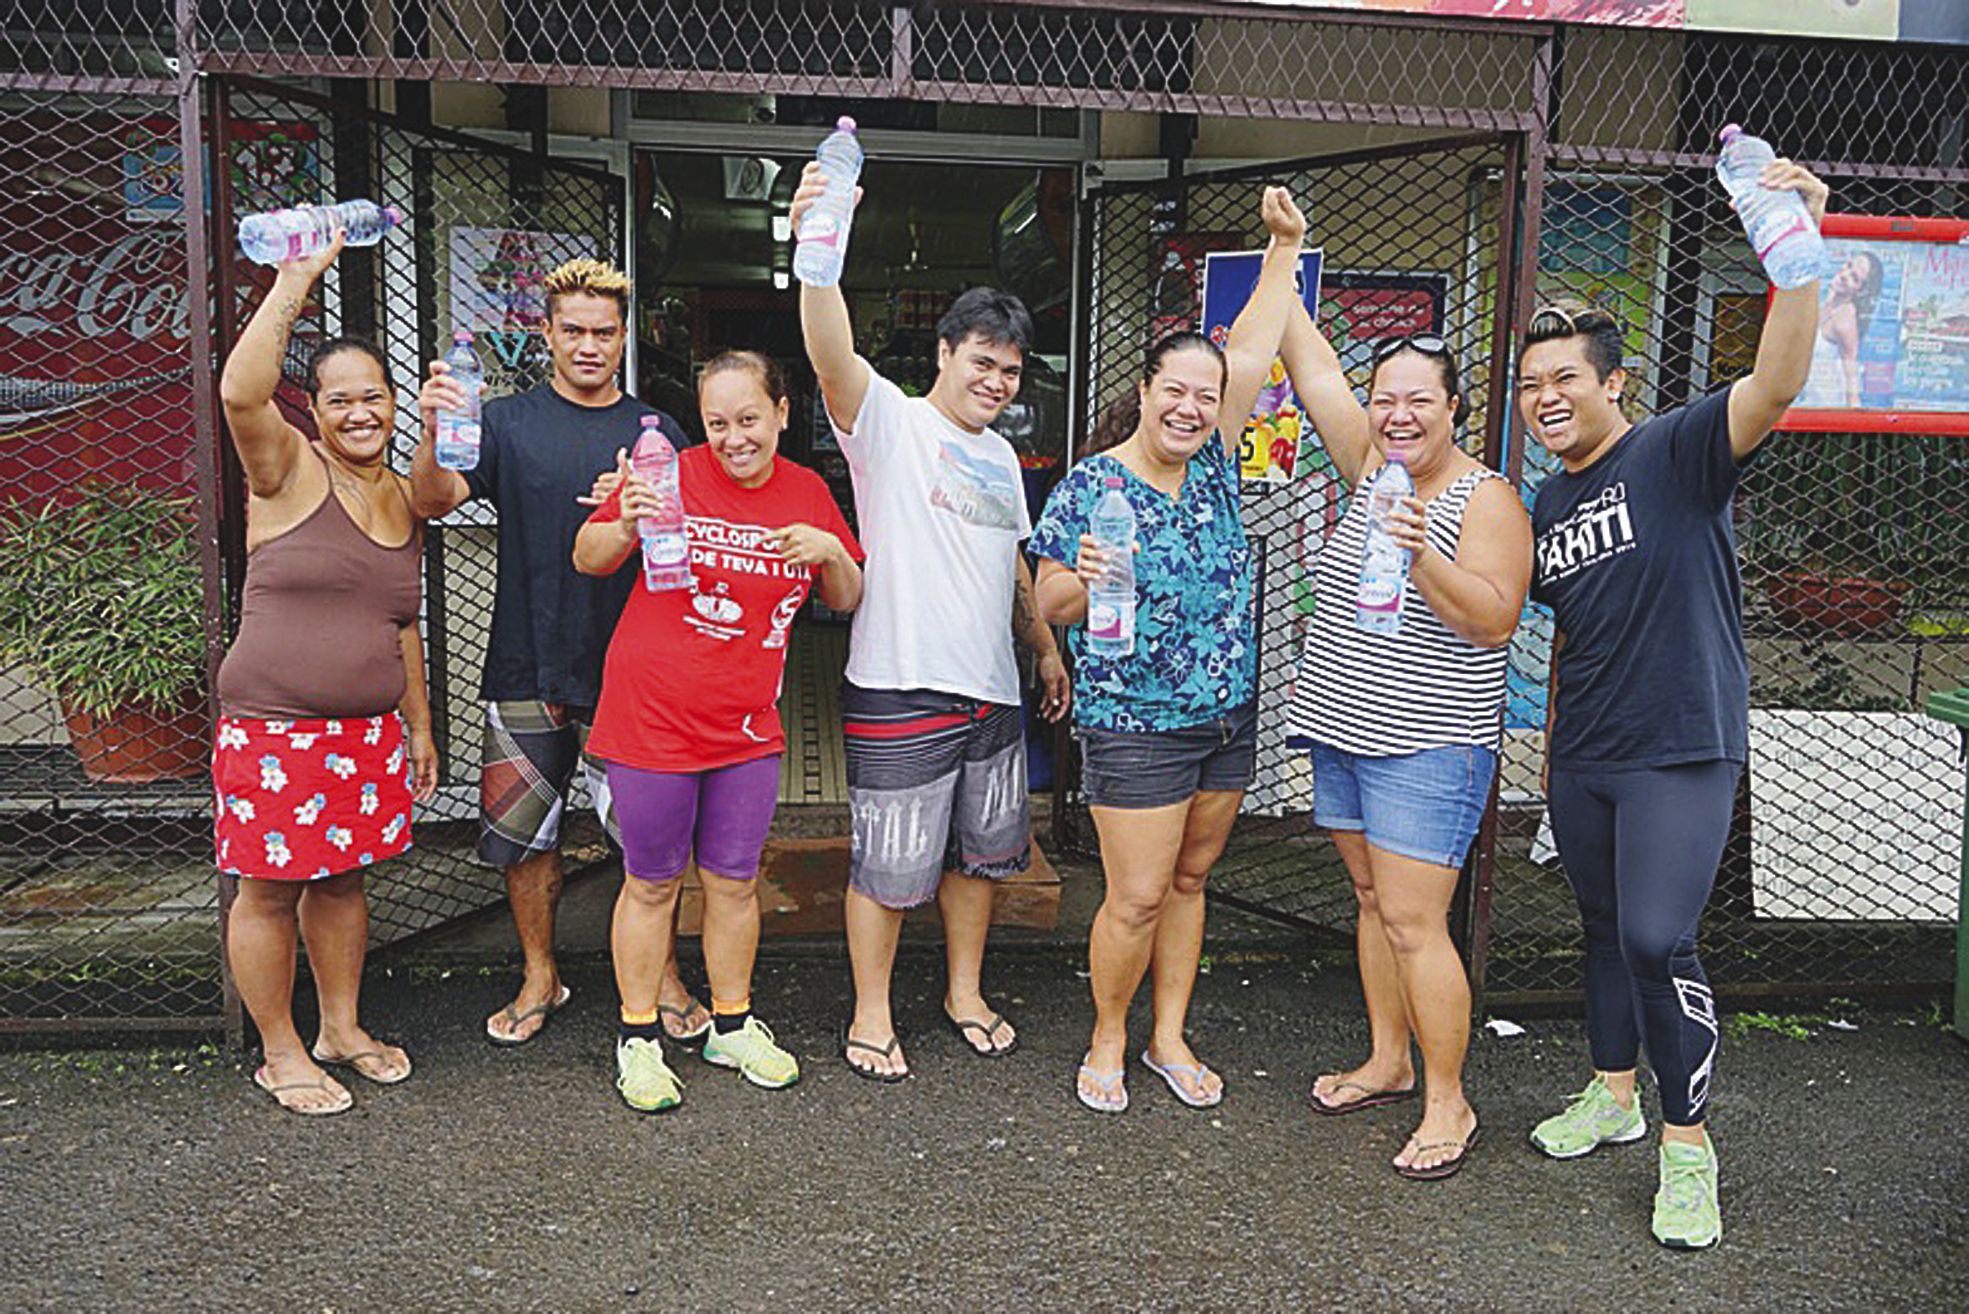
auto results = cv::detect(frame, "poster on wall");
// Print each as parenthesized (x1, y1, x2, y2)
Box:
(1779, 214, 1969, 434)
(1528, 179, 1669, 416)
(449, 226, 597, 377)
(1321, 271, 1448, 377)
(1200, 248, 1324, 482)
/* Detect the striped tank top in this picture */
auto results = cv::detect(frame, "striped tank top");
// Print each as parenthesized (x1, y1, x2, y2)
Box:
(1288, 463, 1509, 755)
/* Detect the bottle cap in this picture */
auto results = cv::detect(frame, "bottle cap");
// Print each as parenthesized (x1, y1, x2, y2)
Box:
(640, 414, 663, 427)
(837, 116, 857, 133)
(382, 204, 405, 226)
(1385, 448, 1409, 463)
(1103, 475, 1124, 488)
(453, 329, 473, 344)
(1719, 124, 1743, 144)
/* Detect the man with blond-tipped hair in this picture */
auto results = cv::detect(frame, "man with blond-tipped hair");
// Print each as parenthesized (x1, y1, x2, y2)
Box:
(411, 259, 711, 1052)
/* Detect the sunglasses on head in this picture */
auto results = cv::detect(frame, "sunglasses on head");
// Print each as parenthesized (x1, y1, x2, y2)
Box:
(1528, 304, 1578, 335)
(1372, 333, 1450, 363)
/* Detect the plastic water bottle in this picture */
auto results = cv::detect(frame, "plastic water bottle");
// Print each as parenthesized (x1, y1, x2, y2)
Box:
(1356, 451, 1414, 635)
(1086, 476, 1137, 659)
(434, 331, 483, 471)
(1715, 126, 1825, 290)
(237, 200, 403, 266)
(793, 118, 863, 288)
(630, 416, 691, 592)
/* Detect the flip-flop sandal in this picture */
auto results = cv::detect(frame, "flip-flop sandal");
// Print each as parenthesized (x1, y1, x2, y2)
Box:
(485, 984, 572, 1047)
(311, 1045, 413, 1085)
(659, 1000, 712, 1045)
(1141, 1050, 1224, 1109)
(253, 1065, 352, 1117)
(840, 1022, 909, 1083)
(1076, 1057, 1128, 1114)
(945, 1010, 1019, 1058)
(1309, 1076, 1418, 1117)
(1393, 1122, 1482, 1181)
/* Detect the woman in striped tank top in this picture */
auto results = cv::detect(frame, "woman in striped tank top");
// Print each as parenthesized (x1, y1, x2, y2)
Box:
(1277, 304, 1531, 1179)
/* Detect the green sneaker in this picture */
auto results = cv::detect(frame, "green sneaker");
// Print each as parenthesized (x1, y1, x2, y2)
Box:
(703, 1016, 801, 1089)
(1529, 1075, 1647, 1159)
(1653, 1138, 1722, 1250)
(615, 1037, 684, 1112)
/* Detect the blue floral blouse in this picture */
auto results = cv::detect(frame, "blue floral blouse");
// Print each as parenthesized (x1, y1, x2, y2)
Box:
(1030, 440, 1255, 733)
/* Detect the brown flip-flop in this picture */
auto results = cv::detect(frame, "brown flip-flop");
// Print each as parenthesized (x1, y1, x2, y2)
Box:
(311, 1045, 412, 1085)
(1308, 1076, 1418, 1117)
(841, 1022, 909, 1083)
(945, 1010, 1019, 1058)
(486, 984, 572, 1046)
(253, 1065, 352, 1117)
(1394, 1121, 1482, 1181)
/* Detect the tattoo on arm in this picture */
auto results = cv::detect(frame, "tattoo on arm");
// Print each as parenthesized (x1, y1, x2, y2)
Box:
(1012, 571, 1043, 653)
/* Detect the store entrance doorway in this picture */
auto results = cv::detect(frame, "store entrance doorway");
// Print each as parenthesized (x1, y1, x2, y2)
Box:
(631, 146, 1077, 801)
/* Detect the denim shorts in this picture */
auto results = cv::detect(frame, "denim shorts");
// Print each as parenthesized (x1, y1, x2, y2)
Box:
(1077, 702, 1258, 810)
(1310, 741, 1497, 870)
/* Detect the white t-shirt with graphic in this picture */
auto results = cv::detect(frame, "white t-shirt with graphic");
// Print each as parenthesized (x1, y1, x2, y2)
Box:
(834, 364, 1030, 706)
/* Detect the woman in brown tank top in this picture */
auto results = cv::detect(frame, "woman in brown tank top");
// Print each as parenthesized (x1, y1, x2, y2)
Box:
(214, 232, 435, 1116)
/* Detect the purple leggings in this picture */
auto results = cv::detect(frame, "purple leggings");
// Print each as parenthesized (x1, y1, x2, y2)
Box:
(606, 755, 782, 882)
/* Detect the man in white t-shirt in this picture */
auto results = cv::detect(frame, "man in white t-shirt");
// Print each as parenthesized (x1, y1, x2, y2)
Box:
(795, 167, 1070, 1082)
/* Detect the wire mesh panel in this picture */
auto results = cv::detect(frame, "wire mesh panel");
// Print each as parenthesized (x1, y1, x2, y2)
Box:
(0, 0, 176, 90)
(1479, 29, 1969, 1002)
(0, 90, 221, 1029)
(1072, 137, 1514, 938)
(1484, 157, 1969, 1003)
(218, 79, 627, 952)
(181, 0, 1542, 132)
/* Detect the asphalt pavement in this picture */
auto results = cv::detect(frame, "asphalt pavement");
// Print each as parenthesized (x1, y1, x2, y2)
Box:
(2, 942, 1965, 1312)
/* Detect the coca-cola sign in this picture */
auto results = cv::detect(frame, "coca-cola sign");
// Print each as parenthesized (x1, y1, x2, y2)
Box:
(0, 231, 192, 344)
(0, 222, 195, 500)
(0, 113, 320, 502)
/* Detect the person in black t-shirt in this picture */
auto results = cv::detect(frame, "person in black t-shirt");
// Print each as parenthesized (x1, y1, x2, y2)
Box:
(1518, 161, 1829, 1251)
(411, 259, 711, 1050)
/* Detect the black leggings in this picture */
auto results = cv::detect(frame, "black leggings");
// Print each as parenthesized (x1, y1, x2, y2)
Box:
(1547, 760, 1739, 1128)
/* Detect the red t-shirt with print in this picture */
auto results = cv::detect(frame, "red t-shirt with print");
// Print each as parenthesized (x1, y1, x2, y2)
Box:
(585, 446, 862, 772)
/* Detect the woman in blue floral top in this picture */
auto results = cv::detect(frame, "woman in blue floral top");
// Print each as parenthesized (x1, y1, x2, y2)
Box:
(1032, 187, 1305, 1114)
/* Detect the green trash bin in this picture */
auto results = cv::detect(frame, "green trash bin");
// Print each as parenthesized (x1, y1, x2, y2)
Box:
(1926, 687, 1969, 1042)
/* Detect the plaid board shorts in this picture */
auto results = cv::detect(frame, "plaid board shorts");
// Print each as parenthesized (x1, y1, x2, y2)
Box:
(477, 700, 619, 868)
(842, 682, 1031, 910)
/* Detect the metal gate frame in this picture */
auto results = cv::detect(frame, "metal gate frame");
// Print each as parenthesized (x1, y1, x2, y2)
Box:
(1062, 132, 1534, 981)
(199, 75, 632, 1042)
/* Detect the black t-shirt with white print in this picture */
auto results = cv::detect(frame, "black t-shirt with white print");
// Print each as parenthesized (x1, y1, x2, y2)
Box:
(1531, 387, 1756, 772)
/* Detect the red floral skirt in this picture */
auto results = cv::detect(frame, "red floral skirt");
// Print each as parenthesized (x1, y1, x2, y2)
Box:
(213, 713, 413, 880)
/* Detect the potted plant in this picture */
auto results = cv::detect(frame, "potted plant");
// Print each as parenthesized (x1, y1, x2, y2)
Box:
(0, 484, 208, 782)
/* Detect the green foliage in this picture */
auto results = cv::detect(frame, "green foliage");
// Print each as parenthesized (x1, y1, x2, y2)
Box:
(1723, 1011, 1817, 1040)
(0, 485, 204, 718)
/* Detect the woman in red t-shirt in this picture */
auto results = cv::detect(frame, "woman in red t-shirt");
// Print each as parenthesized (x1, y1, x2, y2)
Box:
(574, 351, 863, 1111)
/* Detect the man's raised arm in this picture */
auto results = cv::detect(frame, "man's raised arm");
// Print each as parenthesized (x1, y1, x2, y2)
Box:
(792, 160, 870, 432)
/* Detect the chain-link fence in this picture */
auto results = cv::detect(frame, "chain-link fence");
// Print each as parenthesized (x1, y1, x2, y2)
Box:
(1063, 28, 1969, 1005)
(6, 6, 1969, 1031)
(0, 89, 219, 1030)
(1475, 26, 1969, 1003)
(1066, 137, 1518, 954)
(214, 77, 627, 954)
(0, 70, 625, 1030)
